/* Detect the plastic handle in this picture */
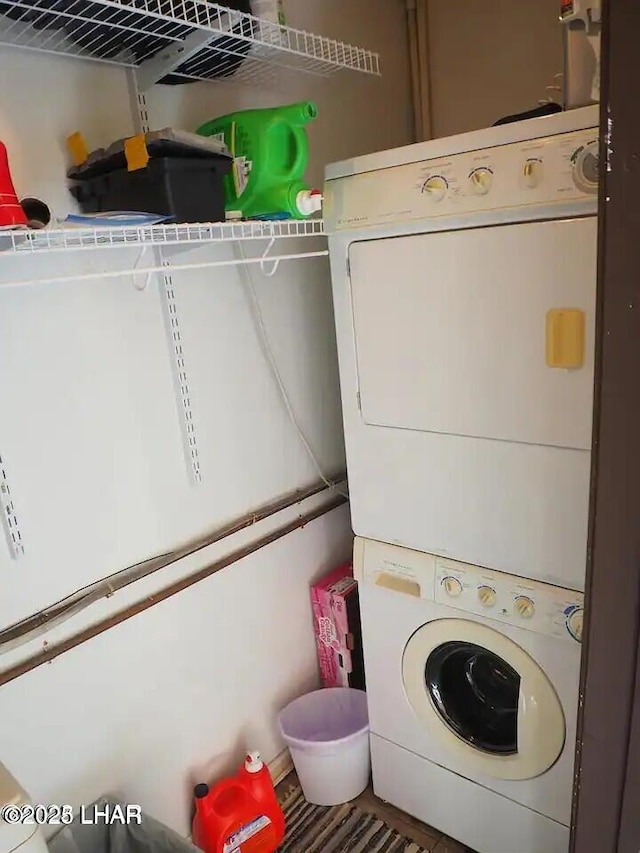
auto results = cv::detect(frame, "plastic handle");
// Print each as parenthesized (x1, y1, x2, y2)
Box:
(269, 123, 308, 184)
(272, 102, 316, 182)
(208, 784, 251, 853)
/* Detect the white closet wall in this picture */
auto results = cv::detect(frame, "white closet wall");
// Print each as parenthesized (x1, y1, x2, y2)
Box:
(0, 0, 412, 834)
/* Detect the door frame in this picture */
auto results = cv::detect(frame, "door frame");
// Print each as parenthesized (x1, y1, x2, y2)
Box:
(571, 1, 640, 850)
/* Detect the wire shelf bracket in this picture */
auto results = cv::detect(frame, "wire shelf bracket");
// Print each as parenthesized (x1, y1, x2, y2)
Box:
(135, 26, 216, 90)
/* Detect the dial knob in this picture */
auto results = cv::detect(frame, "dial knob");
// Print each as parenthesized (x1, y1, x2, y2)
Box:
(515, 596, 535, 619)
(442, 576, 463, 597)
(422, 175, 448, 202)
(478, 585, 497, 607)
(469, 168, 493, 195)
(523, 158, 543, 189)
(572, 141, 599, 194)
(566, 607, 584, 642)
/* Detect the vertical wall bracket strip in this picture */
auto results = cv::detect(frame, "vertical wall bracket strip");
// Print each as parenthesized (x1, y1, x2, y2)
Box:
(157, 253, 203, 484)
(127, 69, 151, 134)
(0, 452, 24, 559)
(126, 69, 200, 483)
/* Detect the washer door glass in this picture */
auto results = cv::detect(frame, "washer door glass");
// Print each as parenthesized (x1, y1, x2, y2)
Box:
(426, 641, 520, 755)
(402, 618, 566, 781)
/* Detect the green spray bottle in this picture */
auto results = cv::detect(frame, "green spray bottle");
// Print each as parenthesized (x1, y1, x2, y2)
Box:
(196, 101, 322, 220)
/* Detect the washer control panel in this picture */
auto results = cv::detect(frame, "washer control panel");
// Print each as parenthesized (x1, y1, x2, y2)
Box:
(326, 126, 598, 231)
(435, 557, 583, 643)
(355, 537, 584, 644)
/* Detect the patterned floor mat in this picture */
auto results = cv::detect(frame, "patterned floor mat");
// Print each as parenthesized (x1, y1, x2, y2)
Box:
(278, 785, 430, 853)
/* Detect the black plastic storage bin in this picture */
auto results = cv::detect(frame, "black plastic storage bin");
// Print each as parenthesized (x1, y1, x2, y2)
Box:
(70, 156, 232, 223)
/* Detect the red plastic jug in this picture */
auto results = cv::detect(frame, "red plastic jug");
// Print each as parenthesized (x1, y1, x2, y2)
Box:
(192, 752, 285, 853)
(0, 141, 27, 228)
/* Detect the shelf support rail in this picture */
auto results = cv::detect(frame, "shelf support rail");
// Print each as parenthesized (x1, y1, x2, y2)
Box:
(127, 68, 151, 134)
(157, 250, 203, 484)
(0, 249, 330, 289)
(0, 451, 24, 559)
(126, 71, 203, 484)
(135, 25, 229, 90)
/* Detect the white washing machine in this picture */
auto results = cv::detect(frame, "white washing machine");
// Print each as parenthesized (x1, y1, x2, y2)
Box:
(354, 537, 583, 853)
(325, 106, 599, 591)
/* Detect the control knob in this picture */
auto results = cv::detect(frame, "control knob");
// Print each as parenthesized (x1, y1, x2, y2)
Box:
(566, 607, 584, 642)
(422, 175, 448, 202)
(523, 158, 543, 189)
(478, 585, 497, 608)
(469, 167, 493, 195)
(515, 595, 535, 619)
(442, 576, 463, 597)
(572, 141, 599, 194)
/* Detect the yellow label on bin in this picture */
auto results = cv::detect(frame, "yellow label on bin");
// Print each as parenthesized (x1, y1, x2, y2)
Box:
(67, 131, 89, 166)
(124, 134, 150, 172)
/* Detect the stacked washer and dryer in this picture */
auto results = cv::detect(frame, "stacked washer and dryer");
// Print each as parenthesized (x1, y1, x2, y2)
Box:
(324, 105, 599, 853)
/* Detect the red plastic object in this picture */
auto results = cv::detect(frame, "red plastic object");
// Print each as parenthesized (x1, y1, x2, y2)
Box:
(0, 142, 27, 229)
(192, 752, 285, 853)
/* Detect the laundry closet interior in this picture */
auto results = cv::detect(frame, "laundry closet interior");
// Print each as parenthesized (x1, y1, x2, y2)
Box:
(0, 3, 606, 853)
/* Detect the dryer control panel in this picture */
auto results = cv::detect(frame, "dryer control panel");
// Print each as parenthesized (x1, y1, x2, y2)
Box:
(355, 537, 584, 644)
(325, 126, 598, 231)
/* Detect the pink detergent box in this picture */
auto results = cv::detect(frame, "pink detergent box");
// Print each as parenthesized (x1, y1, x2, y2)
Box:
(311, 563, 365, 691)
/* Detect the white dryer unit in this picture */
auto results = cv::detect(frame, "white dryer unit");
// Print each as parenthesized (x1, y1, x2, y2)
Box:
(325, 106, 599, 591)
(354, 536, 584, 853)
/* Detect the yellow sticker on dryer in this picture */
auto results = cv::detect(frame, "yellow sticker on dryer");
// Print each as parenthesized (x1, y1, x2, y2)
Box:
(546, 308, 586, 369)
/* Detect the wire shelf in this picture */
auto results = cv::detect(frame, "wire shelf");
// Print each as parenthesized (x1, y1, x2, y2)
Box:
(0, 0, 380, 85)
(0, 217, 326, 254)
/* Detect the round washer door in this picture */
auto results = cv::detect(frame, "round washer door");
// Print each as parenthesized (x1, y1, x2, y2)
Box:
(402, 618, 565, 781)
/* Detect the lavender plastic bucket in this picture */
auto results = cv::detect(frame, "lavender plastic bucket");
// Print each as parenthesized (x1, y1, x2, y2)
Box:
(278, 688, 370, 805)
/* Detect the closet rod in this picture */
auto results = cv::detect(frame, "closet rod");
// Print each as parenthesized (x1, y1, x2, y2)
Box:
(0, 471, 347, 653)
(1, 250, 330, 290)
(0, 493, 347, 686)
